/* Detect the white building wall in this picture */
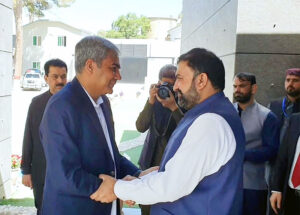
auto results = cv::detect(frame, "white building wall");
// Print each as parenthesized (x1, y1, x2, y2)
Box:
(0, 0, 13, 199)
(22, 21, 89, 80)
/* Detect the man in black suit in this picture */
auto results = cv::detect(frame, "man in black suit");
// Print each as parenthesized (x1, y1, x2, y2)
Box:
(20, 58, 67, 214)
(270, 113, 300, 215)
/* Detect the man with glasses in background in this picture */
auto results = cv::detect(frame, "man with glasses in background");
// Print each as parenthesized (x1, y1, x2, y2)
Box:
(21, 58, 68, 214)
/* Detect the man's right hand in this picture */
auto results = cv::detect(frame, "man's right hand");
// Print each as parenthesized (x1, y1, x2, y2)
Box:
(270, 192, 282, 214)
(149, 84, 158, 105)
(22, 174, 33, 189)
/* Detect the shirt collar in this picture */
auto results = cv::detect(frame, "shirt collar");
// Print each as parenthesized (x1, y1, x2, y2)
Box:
(82, 86, 103, 108)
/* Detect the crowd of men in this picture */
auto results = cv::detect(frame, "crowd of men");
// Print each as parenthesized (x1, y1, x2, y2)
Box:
(20, 35, 300, 215)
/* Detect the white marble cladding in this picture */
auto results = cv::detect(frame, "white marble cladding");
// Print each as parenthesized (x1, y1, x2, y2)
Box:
(0, 96, 12, 142)
(0, 5, 13, 52)
(0, 0, 13, 8)
(0, 0, 12, 199)
(0, 51, 13, 96)
(181, 0, 238, 56)
(237, 0, 300, 34)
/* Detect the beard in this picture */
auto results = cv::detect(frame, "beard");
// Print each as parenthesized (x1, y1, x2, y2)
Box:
(286, 87, 300, 98)
(177, 82, 200, 110)
(234, 91, 252, 104)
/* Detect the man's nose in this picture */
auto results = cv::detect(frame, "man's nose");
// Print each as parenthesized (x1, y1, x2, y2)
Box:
(173, 81, 179, 92)
(115, 71, 121, 80)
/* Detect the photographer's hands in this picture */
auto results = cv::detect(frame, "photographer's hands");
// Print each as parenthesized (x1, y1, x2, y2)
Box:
(149, 84, 158, 105)
(156, 90, 178, 112)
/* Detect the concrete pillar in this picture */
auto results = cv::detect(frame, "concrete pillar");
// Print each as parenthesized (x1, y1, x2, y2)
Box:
(0, 0, 13, 199)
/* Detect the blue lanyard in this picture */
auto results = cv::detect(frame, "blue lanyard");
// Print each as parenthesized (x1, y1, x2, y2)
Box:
(282, 97, 289, 118)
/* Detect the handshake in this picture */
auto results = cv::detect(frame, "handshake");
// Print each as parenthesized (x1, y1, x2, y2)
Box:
(90, 166, 159, 205)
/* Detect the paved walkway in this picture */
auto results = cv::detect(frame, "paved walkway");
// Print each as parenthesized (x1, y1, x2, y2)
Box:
(0, 206, 141, 215)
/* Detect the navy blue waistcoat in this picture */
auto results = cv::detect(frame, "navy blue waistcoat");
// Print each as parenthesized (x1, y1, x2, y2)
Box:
(151, 92, 245, 215)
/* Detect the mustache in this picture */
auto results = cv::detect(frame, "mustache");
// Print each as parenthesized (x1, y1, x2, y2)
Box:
(56, 84, 65, 87)
(177, 89, 183, 95)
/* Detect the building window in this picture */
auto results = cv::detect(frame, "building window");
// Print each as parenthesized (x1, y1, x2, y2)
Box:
(33, 36, 41, 46)
(58, 36, 67, 47)
(33, 62, 41, 69)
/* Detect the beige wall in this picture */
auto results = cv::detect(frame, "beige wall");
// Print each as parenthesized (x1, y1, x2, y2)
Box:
(0, 0, 13, 199)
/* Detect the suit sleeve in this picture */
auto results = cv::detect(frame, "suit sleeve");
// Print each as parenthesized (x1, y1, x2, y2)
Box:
(21, 101, 34, 175)
(244, 112, 280, 163)
(103, 95, 140, 178)
(136, 100, 153, 132)
(40, 101, 101, 197)
(270, 128, 290, 192)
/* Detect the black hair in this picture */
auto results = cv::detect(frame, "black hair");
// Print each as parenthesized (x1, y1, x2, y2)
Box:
(44, 58, 68, 76)
(177, 48, 225, 91)
(234, 72, 256, 85)
(158, 64, 177, 80)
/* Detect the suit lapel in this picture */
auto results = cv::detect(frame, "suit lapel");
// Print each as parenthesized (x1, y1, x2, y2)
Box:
(71, 78, 115, 162)
(101, 97, 120, 164)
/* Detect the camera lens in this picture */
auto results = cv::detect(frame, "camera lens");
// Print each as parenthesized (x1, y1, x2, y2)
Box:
(158, 87, 170, 99)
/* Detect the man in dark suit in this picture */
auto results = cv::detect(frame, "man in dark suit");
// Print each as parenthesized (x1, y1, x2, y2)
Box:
(270, 113, 300, 215)
(21, 58, 68, 214)
(267, 68, 300, 215)
(40, 36, 153, 215)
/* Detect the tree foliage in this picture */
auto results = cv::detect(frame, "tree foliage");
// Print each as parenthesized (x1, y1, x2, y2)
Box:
(22, 0, 75, 21)
(105, 13, 151, 39)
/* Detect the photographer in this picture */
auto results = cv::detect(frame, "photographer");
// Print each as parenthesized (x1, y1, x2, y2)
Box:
(136, 64, 184, 215)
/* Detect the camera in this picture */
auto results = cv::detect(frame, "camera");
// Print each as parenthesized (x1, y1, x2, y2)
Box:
(157, 82, 175, 99)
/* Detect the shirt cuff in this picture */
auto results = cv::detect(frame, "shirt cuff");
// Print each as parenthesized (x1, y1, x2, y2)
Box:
(133, 170, 142, 178)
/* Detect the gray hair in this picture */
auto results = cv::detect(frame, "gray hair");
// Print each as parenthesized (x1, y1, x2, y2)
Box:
(75, 36, 119, 74)
(158, 64, 177, 80)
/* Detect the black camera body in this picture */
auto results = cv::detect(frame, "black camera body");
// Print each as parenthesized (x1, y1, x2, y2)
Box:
(157, 82, 175, 99)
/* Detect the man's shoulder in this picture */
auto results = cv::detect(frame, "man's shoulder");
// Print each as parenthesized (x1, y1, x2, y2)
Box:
(269, 98, 283, 107)
(255, 102, 271, 114)
(32, 90, 51, 103)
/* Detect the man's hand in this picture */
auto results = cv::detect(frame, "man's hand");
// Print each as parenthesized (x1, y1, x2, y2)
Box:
(270, 192, 282, 214)
(22, 174, 32, 189)
(156, 91, 178, 112)
(90, 174, 117, 203)
(149, 84, 158, 105)
(139, 166, 159, 177)
(121, 175, 137, 206)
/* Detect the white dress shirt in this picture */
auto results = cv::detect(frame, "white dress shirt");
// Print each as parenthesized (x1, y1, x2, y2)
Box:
(289, 136, 300, 190)
(83, 88, 117, 215)
(114, 113, 236, 205)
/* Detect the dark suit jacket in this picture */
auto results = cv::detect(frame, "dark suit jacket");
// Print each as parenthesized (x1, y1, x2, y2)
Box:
(270, 113, 300, 214)
(136, 100, 183, 170)
(269, 97, 300, 128)
(40, 78, 139, 215)
(21, 90, 51, 186)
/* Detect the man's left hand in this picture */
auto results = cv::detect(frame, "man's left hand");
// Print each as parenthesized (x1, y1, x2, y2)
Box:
(90, 174, 117, 203)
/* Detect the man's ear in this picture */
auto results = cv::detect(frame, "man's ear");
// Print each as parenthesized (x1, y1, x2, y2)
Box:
(44, 75, 48, 84)
(85, 59, 95, 74)
(195, 73, 208, 90)
(251, 84, 257, 95)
